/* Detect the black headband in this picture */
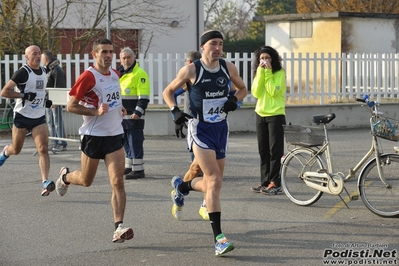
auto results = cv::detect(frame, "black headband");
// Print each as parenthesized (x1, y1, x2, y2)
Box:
(260, 47, 273, 56)
(200, 30, 224, 46)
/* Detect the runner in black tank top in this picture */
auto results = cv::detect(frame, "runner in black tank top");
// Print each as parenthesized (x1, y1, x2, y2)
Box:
(163, 30, 248, 256)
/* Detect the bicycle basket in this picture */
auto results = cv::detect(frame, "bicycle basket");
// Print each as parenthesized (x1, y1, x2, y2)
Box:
(372, 116, 399, 141)
(283, 125, 325, 147)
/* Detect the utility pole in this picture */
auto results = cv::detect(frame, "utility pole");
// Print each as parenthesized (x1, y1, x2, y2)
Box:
(107, 0, 111, 39)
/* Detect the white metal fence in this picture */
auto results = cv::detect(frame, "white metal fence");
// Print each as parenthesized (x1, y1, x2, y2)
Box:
(1, 52, 399, 105)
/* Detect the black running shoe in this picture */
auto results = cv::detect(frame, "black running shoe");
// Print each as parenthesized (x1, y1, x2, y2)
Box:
(251, 184, 266, 193)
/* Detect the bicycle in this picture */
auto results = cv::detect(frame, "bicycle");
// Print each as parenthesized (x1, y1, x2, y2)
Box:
(0, 98, 31, 136)
(280, 94, 399, 218)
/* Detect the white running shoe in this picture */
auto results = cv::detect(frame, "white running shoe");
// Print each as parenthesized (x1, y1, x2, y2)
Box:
(56, 167, 70, 196)
(113, 224, 134, 243)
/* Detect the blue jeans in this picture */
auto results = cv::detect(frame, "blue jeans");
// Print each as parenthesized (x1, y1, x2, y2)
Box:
(46, 106, 67, 147)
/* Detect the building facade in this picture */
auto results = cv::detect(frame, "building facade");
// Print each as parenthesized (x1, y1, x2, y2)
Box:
(254, 12, 399, 55)
(44, 0, 204, 56)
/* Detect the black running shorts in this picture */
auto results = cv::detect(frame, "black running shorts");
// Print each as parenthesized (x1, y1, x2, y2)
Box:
(80, 134, 124, 159)
(13, 112, 46, 130)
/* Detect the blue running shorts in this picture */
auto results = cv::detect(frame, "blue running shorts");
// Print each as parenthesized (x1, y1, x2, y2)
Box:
(187, 119, 229, 160)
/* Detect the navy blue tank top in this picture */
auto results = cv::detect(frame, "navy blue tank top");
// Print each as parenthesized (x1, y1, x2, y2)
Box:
(188, 59, 231, 123)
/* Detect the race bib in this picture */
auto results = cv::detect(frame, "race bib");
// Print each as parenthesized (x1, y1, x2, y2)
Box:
(104, 84, 122, 110)
(202, 98, 227, 123)
(28, 96, 45, 109)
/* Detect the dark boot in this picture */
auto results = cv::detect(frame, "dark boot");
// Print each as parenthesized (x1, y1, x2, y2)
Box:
(124, 168, 132, 175)
(125, 171, 145, 180)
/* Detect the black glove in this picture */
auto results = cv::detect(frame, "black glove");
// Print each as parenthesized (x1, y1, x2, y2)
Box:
(223, 95, 238, 113)
(21, 92, 37, 101)
(175, 122, 187, 138)
(171, 106, 192, 126)
(45, 99, 53, 108)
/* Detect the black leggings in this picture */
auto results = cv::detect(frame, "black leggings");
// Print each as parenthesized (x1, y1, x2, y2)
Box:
(256, 114, 286, 187)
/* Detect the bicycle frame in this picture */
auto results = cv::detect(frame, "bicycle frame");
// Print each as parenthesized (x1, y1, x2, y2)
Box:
(282, 95, 399, 217)
(292, 104, 389, 187)
(312, 122, 382, 182)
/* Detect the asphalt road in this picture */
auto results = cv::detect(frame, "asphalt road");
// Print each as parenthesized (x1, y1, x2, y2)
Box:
(0, 129, 398, 266)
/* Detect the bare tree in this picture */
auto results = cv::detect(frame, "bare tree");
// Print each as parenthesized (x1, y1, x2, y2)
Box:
(1, 0, 189, 56)
(0, 0, 77, 54)
(204, 0, 258, 41)
(248, 0, 297, 40)
(0, 0, 20, 54)
(44, 0, 74, 52)
(297, 0, 399, 13)
(0, 0, 49, 54)
(55, 0, 189, 55)
(204, 0, 219, 28)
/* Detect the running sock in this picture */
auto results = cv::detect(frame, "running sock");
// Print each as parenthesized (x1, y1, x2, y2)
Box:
(209, 212, 222, 242)
(62, 174, 70, 185)
(179, 180, 193, 194)
(115, 221, 123, 230)
(201, 199, 206, 207)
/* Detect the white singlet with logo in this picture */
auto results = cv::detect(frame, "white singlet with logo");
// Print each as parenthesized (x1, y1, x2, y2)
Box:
(77, 67, 124, 136)
(13, 65, 47, 119)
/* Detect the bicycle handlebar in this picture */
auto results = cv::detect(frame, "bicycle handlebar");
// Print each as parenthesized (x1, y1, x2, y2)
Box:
(358, 94, 384, 116)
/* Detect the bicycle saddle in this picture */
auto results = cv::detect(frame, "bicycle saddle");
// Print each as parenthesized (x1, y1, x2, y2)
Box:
(312, 113, 336, 124)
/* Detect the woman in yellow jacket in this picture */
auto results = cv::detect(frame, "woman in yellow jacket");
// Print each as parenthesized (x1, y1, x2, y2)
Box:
(250, 46, 286, 195)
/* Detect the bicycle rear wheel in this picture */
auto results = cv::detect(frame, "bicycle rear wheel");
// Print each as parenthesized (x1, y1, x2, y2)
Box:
(6, 106, 31, 137)
(281, 148, 324, 206)
(358, 154, 399, 218)
(6, 106, 14, 131)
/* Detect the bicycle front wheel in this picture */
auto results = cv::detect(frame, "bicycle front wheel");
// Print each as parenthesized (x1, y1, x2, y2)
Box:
(359, 154, 399, 218)
(6, 106, 31, 137)
(281, 148, 324, 206)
